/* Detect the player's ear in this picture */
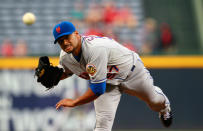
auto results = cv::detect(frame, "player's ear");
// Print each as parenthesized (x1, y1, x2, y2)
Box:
(74, 31, 80, 38)
(75, 31, 79, 35)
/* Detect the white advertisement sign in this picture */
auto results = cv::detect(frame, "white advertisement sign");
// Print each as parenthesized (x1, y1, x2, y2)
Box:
(0, 70, 95, 131)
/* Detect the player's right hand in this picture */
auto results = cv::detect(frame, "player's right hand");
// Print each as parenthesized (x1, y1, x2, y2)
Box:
(56, 98, 76, 110)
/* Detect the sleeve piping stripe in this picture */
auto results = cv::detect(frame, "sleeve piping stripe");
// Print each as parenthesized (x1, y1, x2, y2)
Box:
(91, 78, 107, 83)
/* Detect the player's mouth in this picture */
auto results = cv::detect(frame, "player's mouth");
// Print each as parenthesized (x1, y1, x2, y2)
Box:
(65, 45, 72, 52)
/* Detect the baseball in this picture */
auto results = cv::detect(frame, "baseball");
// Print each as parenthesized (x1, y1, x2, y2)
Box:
(22, 12, 36, 25)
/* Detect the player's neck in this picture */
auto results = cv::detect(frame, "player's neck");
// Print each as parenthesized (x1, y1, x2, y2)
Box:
(72, 35, 82, 56)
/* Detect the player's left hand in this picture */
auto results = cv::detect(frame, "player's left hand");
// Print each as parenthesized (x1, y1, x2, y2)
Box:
(56, 98, 76, 110)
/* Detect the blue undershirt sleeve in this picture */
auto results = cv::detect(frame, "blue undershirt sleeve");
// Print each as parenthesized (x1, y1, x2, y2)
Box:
(89, 81, 106, 96)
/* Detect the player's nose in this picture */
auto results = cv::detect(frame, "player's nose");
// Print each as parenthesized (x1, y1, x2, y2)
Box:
(64, 39, 70, 45)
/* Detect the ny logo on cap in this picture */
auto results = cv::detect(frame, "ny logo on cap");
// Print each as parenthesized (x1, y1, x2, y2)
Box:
(56, 26, 61, 33)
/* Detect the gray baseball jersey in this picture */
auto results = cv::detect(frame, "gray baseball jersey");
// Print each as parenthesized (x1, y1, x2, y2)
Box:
(58, 35, 170, 131)
(59, 35, 135, 85)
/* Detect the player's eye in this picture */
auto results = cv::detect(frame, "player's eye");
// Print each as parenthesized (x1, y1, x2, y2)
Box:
(57, 39, 63, 45)
(57, 35, 71, 45)
(64, 35, 71, 40)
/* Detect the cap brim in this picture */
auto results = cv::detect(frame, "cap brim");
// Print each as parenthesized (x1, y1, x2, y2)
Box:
(54, 32, 73, 44)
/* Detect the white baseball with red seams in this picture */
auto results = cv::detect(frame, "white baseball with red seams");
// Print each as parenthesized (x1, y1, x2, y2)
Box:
(22, 12, 36, 25)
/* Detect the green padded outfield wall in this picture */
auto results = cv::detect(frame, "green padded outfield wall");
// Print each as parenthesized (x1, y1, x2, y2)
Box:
(143, 0, 200, 54)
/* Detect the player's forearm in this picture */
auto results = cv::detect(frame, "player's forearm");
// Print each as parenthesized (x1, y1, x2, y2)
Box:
(73, 88, 98, 106)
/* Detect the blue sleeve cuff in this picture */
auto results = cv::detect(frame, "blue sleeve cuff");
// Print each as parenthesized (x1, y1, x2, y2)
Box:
(89, 81, 106, 96)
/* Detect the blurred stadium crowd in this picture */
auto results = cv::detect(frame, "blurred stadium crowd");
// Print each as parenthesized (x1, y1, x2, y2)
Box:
(0, 0, 190, 57)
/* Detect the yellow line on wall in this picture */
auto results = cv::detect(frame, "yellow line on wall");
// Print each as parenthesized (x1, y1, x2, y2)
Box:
(142, 55, 203, 68)
(0, 57, 59, 69)
(0, 55, 203, 69)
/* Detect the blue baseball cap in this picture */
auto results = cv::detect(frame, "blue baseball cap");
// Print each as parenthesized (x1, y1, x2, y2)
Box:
(53, 21, 76, 44)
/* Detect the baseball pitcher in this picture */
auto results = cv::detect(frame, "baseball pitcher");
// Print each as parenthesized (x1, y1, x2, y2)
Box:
(35, 21, 172, 131)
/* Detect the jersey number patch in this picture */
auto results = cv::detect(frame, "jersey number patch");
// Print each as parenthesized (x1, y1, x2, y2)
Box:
(107, 65, 119, 79)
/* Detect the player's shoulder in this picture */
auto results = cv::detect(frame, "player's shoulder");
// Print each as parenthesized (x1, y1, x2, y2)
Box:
(82, 35, 113, 48)
(81, 36, 109, 58)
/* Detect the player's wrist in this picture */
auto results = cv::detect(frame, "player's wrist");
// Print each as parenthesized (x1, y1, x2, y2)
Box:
(73, 98, 80, 106)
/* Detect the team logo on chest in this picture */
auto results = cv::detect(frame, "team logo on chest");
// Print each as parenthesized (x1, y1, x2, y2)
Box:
(86, 64, 96, 76)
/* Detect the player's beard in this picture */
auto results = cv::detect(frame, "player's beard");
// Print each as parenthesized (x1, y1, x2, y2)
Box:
(64, 45, 74, 54)
(66, 49, 73, 54)
(65, 36, 80, 54)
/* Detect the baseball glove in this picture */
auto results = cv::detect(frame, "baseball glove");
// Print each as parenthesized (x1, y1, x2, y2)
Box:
(35, 56, 63, 89)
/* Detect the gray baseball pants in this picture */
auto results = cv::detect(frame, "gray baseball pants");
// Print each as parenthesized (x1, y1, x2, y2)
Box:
(94, 54, 170, 131)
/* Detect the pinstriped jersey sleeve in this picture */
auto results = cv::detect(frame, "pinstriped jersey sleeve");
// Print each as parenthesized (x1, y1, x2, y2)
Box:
(85, 47, 108, 83)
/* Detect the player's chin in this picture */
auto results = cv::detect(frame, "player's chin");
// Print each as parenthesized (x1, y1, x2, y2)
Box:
(66, 51, 72, 54)
(65, 50, 72, 54)
(64, 47, 73, 53)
